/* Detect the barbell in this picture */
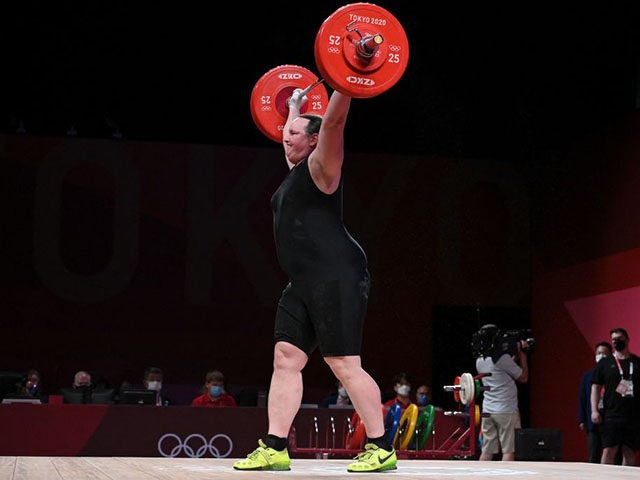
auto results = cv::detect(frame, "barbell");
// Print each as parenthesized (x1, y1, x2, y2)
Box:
(250, 2, 409, 143)
(443, 372, 492, 406)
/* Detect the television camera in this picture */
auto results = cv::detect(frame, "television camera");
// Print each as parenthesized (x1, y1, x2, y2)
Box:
(471, 324, 536, 361)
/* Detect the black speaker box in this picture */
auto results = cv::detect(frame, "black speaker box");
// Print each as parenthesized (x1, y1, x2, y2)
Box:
(515, 428, 562, 461)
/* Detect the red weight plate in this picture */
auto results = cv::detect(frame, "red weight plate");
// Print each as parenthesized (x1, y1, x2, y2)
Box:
(453, 376, 461, 403)
(350, 422, 367, 450)
(345, 411, 361, 449)
(315, 3, 409, 98)
(250, 65, 329, 143)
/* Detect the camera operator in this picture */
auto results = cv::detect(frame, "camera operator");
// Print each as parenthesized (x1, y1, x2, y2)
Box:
(475, 324, 529, 461)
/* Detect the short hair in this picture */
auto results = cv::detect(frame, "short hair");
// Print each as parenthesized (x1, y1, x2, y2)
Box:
(298, 114, 322, 135)
(392, 372, 411, 385)
(144, 367, 163, 379)
(609, 327, 629, 339)
(205, 370, 225, 383)
(595, 341, 612, 352)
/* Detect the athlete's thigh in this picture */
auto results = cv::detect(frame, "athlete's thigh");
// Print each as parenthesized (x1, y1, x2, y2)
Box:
(274, 283, 318, 356)
(308, 272, 369, 357)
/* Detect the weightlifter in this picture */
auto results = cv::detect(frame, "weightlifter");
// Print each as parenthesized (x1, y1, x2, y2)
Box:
(233, 88, 396, 473)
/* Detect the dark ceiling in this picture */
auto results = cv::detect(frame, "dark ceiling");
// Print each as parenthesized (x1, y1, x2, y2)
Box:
(4, 1, 639, 162)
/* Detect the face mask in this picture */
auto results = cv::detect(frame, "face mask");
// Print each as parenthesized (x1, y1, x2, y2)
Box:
(338, 387, 348, 398)
(397, 385, 410, 396)
(417, 394, 429, 406)
(147, 381, 162, 391)
(595, 353, 605, 363)
(612, 339, 626, 352)
(209, 386, 223, 398)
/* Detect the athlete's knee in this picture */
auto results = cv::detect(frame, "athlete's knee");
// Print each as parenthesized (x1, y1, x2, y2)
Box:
(274, 341, 308, 371)
(325, 355, 361, 379)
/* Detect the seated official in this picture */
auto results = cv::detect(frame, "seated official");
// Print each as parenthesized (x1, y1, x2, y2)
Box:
(191, 370, 237, 407)
(383, 372, 414, 411)
(72, 370, 92, 389)
(143, 366, 174, 406)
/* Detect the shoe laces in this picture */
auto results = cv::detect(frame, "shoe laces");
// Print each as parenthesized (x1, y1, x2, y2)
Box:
(246, 440, 269, 461)
(354, 444, 378, 461)
(247, 448, 262, 461)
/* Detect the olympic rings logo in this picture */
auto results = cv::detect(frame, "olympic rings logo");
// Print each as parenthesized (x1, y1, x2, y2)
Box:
(157, 433, 234, 458)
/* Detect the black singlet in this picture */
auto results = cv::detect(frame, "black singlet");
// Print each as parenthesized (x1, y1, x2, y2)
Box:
(271, 158, 367, 280)
(270, 158, 369, 356)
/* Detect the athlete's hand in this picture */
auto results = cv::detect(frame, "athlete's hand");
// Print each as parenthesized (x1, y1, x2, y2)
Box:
(288, 88, 308, 111)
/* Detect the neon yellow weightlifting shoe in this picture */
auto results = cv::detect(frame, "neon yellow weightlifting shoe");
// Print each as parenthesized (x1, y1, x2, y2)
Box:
(232, 439, 291, 471)
(347, 443, 397, 473)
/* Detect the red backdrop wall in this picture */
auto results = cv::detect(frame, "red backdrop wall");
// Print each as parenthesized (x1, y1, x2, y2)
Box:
(530, 110, 640, 460)
(4, 110, 639, 461)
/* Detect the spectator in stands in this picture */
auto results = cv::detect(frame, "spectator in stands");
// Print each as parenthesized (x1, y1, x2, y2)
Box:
(320, 379, 352, 408)
(143, 366, 173, 406)
(191, 370, 237, 407)
(383, 372, 414, 411)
